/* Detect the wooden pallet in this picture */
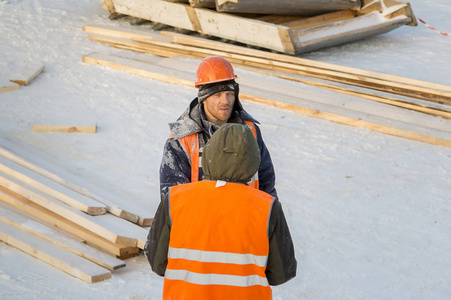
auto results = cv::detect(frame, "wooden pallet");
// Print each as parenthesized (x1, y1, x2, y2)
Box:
(100, 0, 416, 54)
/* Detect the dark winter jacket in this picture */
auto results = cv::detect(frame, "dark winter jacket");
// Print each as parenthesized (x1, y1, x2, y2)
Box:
(159, 98, 277, 199)
(145, 124, 297, 288)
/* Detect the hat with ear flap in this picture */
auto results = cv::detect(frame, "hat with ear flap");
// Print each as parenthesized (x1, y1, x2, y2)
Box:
(195, 56, 243, 111)
(202, 123, 260, 184)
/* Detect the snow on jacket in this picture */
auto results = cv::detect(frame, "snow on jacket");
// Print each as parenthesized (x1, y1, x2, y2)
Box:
(159, 98, 278, 199)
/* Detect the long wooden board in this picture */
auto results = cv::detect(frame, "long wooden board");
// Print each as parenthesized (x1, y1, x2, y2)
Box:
(0, 156, 107, 216)
(0, 220, 111, 283)
(0, 187, 139, 257)
(82, 52, 451, 148)
(0, 203, 125, 271)
(31, 124, 97, 133)
(215, 0, 361, 15)
(0, 80, 19, 93)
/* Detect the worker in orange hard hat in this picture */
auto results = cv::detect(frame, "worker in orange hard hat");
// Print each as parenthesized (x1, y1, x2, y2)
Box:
(159, 56, 278, 200)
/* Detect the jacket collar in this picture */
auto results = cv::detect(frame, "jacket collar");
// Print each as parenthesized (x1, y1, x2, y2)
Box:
(168, 98, 259, 140)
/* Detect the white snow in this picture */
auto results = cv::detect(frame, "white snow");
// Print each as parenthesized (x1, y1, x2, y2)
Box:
(1, 0, 450, 299)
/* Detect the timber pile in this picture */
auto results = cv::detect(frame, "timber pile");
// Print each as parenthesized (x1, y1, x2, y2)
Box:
(82, 25, 451, 148)
(100, 0, 417, 54)
(0, 144, 151, 283)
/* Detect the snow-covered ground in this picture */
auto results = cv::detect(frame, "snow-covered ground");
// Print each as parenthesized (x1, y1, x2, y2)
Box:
(1, 1, 450, 299)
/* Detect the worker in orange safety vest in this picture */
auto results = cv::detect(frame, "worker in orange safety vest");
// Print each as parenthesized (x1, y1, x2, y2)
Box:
(159, 56, 278, 200)
(145, 123, 297, 300)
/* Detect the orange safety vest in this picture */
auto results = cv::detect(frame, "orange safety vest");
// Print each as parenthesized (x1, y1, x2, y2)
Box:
(178, 121, 259, 189)
(165, 181, 274, 300)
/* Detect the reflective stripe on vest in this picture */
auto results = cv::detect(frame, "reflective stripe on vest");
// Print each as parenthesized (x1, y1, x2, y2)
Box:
(178, 121, 259, 188)
(165, 181, 274, 300)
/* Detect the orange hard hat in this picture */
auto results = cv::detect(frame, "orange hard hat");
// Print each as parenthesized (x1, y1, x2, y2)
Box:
(195, 56, 238, 88)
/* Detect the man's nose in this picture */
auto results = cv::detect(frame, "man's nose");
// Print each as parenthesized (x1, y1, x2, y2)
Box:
(218, 94, 231, 104)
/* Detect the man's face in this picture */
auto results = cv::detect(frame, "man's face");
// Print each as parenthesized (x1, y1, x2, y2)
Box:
(203, 91, 235, 126)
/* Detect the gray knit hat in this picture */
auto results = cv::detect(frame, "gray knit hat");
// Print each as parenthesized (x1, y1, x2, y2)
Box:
(198, 80, 243, 110)
(202, 123, 260, 184)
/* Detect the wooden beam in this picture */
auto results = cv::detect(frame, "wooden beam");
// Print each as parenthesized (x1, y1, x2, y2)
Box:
(83, 24, 171, 43)
(31, 124, 97, 133)
(0, 156, 107, 216)
(83, 52, 194, 86)
(0, 219, 112, 283)
(0, 203, 126, 271)
(9, 63, 45, 86)
(0, 80, 19, 93)
(0, 187, 139, 257)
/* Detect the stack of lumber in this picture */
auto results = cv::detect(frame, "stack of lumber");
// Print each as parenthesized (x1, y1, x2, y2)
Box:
(100, 0, 417, 54)
(82, 25, 451, 149)
(0, 144, 152, 283)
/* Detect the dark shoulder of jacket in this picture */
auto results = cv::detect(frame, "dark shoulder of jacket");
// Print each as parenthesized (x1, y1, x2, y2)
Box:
(238, 109, 260, 125)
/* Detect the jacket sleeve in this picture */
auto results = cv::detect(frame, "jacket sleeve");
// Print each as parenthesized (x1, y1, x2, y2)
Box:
(266, 199, 297, 285)
(144, 193, 171, 276)
(159, 137, 191, 199)
(254, 124, 278, 198)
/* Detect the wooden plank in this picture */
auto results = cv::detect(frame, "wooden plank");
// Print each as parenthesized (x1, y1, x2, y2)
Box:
(31, 124, 97, 133)
(83, 52, 194, 86)
(0, 144, 146, 225)
(0, 203, 126, 271)
(0, 156, 107, 216)
(83, 52, 451, 148)
(0, 187, 139, 257)
(0, 219, 111, 283)
(9, 63, 45, 86)
(83, 24, 172, 43)
(0, 173, 137, 246)
(215, 0, 361, 15)
(281, 10, 356, 31)
(0, 80, 19, 93)
(254, 15, 304, 25)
